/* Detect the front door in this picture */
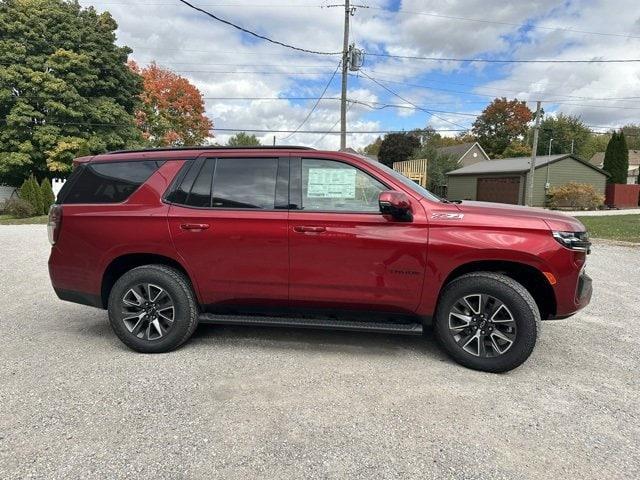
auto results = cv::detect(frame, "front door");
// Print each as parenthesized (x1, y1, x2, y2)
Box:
(167, 156, 289, 308)
(288, 157, 428, 314)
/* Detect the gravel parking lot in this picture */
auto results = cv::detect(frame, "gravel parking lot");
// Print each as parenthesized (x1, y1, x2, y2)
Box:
(1, 225, 639, 479)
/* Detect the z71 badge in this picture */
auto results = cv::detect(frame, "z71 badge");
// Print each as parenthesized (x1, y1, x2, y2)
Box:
(431, 212, 465, 220)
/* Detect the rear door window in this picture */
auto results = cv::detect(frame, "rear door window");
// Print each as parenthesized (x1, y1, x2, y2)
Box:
(60, 160, 164, 204)
(211, 158, 278, 209)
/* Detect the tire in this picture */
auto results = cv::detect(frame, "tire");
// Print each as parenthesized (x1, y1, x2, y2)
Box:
(108, 264, 199, 353)
(434, 272, 540, 373)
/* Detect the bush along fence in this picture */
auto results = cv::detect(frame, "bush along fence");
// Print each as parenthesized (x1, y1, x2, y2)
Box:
(2, 176, 56, 218)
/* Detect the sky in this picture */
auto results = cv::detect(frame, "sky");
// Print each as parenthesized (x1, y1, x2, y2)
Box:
(80, 0, 640, 149)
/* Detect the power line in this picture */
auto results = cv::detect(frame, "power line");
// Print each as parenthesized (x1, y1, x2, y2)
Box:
(366, 52, 640, 64)
(364, 6, 640, 40)
(281, 61, 341, 139)
(176, 0, 341, 56)
(358, 70, 471, 130)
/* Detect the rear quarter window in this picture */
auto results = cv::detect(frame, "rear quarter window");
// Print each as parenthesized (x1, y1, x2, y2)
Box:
(59, 160, 164, 204)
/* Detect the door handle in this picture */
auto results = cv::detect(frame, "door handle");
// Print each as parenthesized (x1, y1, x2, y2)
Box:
(293, 226, 326, 233)
(180, 223, 210, 231)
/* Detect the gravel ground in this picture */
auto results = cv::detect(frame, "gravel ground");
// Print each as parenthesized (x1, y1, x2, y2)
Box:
(1, 225, 638, 480)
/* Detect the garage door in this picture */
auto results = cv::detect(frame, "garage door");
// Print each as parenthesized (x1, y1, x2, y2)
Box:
(476, 177, 521, 204)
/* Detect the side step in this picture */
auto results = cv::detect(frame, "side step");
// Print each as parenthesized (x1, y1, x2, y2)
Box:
(198, 313, 423, 335)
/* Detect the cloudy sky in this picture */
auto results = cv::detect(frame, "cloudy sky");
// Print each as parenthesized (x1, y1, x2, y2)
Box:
(81, 0, 640, 149)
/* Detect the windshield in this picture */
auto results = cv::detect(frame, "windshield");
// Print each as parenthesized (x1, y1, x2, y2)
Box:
(356, 154, 442, 202)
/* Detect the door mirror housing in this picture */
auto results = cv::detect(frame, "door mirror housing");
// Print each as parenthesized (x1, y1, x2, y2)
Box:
(379, 191, 413, 222)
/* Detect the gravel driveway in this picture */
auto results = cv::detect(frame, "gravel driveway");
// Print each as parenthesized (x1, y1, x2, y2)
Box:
(1, 225, 638, 479)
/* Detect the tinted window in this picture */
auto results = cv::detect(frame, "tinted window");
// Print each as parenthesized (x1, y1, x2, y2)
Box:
(186, 159, 214, 207)
(62, 161, 164, 204)
(301, 159, 386, 212)
(166, 160, 201, 205)
(211, 158, 278, 209)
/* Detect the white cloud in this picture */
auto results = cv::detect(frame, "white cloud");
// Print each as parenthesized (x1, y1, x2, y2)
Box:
(82, 0, 640, 148)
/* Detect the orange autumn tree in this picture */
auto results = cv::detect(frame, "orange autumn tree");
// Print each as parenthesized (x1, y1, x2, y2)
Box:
(129, 61, 213, 146)
(472, 97, 533, 158)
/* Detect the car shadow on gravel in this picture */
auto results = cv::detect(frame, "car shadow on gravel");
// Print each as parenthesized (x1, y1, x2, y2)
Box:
(189, 323, 446, 359)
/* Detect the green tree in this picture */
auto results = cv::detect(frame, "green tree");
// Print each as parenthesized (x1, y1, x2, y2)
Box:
(19, 175, 42, 214)
(602, 131, 629, 184)
(536, 113, 591, 156)
(377, 132, 421, 167)
(411, 144, 458, 192)
(0, 0, 143, 186)
(227, 132, 261, 147)
(359, 136, 382, 157)
(579, 134, 611, 163)
(472, 98, 532, 158)
(40, 177, 55, 214)
(501, 140, 532, 158)
(621, 124, 640, 150)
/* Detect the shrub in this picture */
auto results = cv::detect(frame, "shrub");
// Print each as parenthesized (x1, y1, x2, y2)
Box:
(19, 175, 43, 214)
(40, 178, 55, 214)
(547, 182, 604, 210)
(3, 198, 35, 218)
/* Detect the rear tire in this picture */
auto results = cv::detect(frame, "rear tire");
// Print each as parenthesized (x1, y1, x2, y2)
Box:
(108, 265, 199, 353)
(434, 272, 540, 373)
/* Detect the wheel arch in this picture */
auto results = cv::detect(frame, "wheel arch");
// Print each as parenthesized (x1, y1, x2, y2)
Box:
(101, 253, 198, 309)
(438, 260, 557, 320)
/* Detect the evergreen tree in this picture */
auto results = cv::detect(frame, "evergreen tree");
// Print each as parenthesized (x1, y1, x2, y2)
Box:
(19, 176, 37, 213)
(603, 132, 629, 184)
(40, 178, 56, 214)
(0, 0, 143, 186)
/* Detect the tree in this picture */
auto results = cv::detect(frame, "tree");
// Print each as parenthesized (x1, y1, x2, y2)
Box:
(227, 132, 261, 147)
(359, 137, 382, 157)
(621, 124, 640, 150)
(19, 175, 42, 214)
(602, 131, 629, 184)
(40, 178, 55, 214)
(377, 132, 421, 167)
(535, 113, 591, 157)
(0, 0, 143, 186)
(129, 62, 213, 147)
(472, 98, 532, 158)
(580, 134, 611, 163)
(502, 140, 532, 158)
(411, 144, 459, 192)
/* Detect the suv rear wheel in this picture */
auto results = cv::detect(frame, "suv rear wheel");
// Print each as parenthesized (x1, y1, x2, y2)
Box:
(108, 265, 199, 353)
(434, 272, 540, 373)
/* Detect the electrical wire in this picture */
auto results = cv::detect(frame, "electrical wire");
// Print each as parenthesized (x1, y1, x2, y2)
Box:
(358, 70, 471, 130)
(365, 52, 640, 64)
(280, 62, 341, 140)
(176, 0, 341, 55)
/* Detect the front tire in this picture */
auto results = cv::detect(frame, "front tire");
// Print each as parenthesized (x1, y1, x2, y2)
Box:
(434, 272, 540, 373)
(108, 265, 199, 353)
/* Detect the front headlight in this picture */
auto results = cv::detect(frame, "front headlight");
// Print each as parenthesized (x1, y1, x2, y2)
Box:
(552, 231, 591, 252)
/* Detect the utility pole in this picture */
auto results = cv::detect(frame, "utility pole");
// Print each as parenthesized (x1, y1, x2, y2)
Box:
(527, 100, 542, 207)
(339, 0, 350, 150)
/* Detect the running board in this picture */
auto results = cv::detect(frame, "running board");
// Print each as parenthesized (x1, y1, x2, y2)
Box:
(198, 313, 423, 335)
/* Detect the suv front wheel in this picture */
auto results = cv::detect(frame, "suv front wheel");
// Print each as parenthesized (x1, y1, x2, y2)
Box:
(434, 272, 540, 373)
(108, 265, 199, 353)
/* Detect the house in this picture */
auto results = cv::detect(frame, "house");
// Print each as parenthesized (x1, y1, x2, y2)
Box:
(590, 150, 640, 184)
(447, 154, 608, 206)
(392, 142, 490, 191)
(436, 142, 490, 167)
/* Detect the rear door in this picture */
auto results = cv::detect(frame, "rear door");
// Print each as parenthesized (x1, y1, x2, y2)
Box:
(167, 155, 289, 308)
(288, 156, 428, 313)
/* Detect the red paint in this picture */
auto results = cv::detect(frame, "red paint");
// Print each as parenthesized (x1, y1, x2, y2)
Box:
(605, 184, 640, 208)
(49, 148, 592, 320)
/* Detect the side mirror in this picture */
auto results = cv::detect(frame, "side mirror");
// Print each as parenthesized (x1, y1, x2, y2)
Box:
(379, 191, 413, 222)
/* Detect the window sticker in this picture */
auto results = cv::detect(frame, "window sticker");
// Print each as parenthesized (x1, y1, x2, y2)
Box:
(307, 168, 356, 198)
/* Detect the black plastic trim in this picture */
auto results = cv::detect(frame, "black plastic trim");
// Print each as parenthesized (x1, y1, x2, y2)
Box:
(54, 288, 103, 309)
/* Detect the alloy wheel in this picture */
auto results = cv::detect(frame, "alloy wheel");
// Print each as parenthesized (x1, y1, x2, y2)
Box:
(121, 283, 175, 341)
(448, 294, 517, 357)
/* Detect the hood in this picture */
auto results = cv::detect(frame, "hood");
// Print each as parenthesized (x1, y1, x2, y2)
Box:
(454, 201, 586, 232)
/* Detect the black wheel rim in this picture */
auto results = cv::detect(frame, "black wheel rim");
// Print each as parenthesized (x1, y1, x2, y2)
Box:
(121, 283, 175, 341)
(448, 294, 517, 358)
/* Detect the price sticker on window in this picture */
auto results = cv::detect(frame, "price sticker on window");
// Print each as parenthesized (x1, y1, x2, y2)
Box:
(307, 168, 356, 198)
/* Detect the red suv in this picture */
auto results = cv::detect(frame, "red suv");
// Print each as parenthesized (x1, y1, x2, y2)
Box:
(48, 147, 592, 372)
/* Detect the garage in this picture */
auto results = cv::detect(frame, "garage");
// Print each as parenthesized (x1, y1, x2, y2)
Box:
(446, 154, 609, 206)
(476, 177, 520, 204)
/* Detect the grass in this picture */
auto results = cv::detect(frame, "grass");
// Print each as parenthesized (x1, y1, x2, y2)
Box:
(0, 214, 48, 225)
(575, 214, 640, 243)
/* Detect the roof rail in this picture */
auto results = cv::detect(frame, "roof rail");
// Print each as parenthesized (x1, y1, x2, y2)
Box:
(107, 145, 316, 154)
